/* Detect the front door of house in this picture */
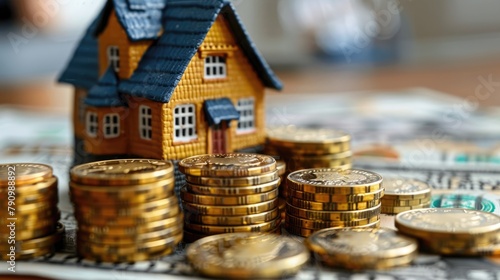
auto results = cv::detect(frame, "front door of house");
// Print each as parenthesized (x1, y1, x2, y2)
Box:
(211, 123, 227, 154)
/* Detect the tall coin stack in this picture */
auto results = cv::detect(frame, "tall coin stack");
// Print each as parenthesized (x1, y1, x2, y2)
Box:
(381, 178, 431, 214)
(0, 163, 63, 260)
(70, 159, 182, 262)
(396, 208, 500, 257)
(285, 168, 383, 237)
(179, 154, 282, 242)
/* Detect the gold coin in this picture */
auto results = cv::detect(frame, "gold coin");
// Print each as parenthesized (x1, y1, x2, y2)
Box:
(183, 227, 283, 243)
(289, 188, 384, 203)
(77, 214, 183, 236)
(77, 242, 177, 263)
(288, 197, 380, 211)
(266, 126, 351, 154)
(287, 169, 383, 195)
(10, 208, 60, 223)
(286, 203, 381, 222)
(186, 233, 309, 279)
(180, 187, 278, 206)
(184, 217, 280, 234)
(185, 208, 279, 226)
(381, 203, 431, 214)
(0, 217, 58, 233)
(74, 196, 179, 217)
(2, 225, 56, 241)
(186, 178, 280, 196)
(277, 160, 286, 176)
(70, 159, 174, 186)
(185, 170, 279, 187)
(0, 176, 57, 199)
(0, 163, 53, 186)
(320, 250, 416, 270)
(75, 206, 181, 227)
(0, 222, 64, 252)
(14, 200, 58, 213)
(285, 214, 380, 230)
(182, 198, 278, 216)
(70, 189, 173, 206)
(381, 197, 431, 207)
(421, 239, 500, 257)
(179, 154, 276, 177)
(383, 178, 431, 200)
(78, 225, 183, 245)
(284, 220, 381, 237)
(288, 158, 352, 169)
(0, 245, 55, 261)
(395, 208, 500, 241)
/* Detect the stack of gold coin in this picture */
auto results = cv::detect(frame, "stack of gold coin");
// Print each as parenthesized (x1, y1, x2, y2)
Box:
(0, 163, 63, 261)
(285, 168, 383, 237)
(69, 159, 182, 262)
(306, 228, 418, 270)
(179, 154, 282, 242)
(266, 126, 352, 172)
(187, 233, 309, 279)
(396, 208, 500, 257)
(381, 178, 431, 214)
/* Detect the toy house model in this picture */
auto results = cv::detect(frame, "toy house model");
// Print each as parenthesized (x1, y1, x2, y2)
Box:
(59, 0, 282, 165)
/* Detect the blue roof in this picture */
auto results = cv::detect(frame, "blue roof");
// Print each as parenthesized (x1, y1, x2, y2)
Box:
(85, 67, 125, 107)
(119, 0, 283, 103)
(96, 0, 166, 41)
(58, 13, 101, 90)
(204, 98, 239, 126)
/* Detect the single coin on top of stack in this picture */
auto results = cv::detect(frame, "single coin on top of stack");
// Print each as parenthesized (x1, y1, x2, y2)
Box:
(395, 208, 500, 257)
(305, 227, 418, 270)
(0, 163, 63, 261)
(179, 154, 282, 242)
(70, 159, 182, 263)
(265, 126, 352, 172)
(285, 168, 384, 237)
(187, 233, 309, 279)
(381, 178, 431, 214)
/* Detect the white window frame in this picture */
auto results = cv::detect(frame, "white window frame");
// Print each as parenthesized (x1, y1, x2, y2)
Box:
(107, 46, 120, 72)
(236, 97, 256, 133)
(86, 112, 98, 138)
(173, 104, 197, 142)
(204, 56, 227, 80)
(103, 113, 120, 139)
(139, 105, 152, 140)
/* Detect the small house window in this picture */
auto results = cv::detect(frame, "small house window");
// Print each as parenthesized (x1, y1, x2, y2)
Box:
(103, 113, 120, 139)
(139, 105, 152, 140)
(86, 112, 98, 138)
(107, 46, 120, 72)
(174, 104, 197, 142)
(204, 56, 226, 80)
(236, 98, 255, 133)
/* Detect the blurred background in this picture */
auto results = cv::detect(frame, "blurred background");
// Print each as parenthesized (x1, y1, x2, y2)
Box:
(1, 0, 500, 113)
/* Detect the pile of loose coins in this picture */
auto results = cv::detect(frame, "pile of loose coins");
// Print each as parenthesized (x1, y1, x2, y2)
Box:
(381, 178, 431, 214)
(285, 168, 383, 237)
(306, 228, 418, 270)
(265, 126, 352, 172)
(187, 233, 309, 279)
(0, 163, 63, 261)
(70, 159, 183, 262)
(179, 154, 282, 242)
(396, 208, 500, 257)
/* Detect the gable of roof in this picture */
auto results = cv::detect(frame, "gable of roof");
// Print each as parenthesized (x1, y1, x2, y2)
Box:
(85, 67, 125, 107)
(119, 0, 283, 103)
(96, 0, 166, 41)
(58, 13, 101, 90)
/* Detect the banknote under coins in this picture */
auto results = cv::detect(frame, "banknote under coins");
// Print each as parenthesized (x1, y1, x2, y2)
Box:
(69, 159, 182, 262)
(0, 163, 62, 261)
(305, 228, 418, 270)
(395, 208, 500, 256)
(380, 178, 431, 214)
(179, 154, 281, 242)
(186, 233, 309, 279)
(285, 168, 383, 237)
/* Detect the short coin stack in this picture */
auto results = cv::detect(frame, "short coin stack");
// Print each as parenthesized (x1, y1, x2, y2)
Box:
(266, 127, 352, 173)
(70, 159, 182, 262)
(187, 233, 309, 279)
(285, 168, 383, 237)
(306, 228, 418, 270)
(396, 208, 500, 257)
(381, 178, 431, 214)
(0, 163, 63, 260)
(179, 154, 282, 242)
